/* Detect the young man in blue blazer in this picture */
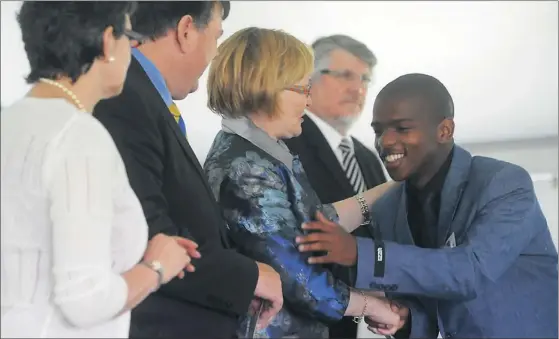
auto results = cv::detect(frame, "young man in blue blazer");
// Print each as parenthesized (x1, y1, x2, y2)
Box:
(297, 73, 558, 338)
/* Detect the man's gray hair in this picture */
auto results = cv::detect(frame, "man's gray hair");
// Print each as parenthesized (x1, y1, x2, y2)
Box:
(311, 35, 377, 79)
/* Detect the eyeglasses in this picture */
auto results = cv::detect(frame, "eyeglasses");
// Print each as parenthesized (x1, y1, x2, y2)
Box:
(285, 83, 312, 97)
(123, 29, 147, 46)
(320, 69, 371, 84)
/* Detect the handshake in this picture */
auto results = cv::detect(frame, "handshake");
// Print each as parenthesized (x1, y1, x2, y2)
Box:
(362, 292, 409, 336)
(342, 290, 408, 337)
(250, 264, 408, 335)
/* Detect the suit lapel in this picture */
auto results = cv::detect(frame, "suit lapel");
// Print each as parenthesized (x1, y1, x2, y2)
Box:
(436, 146, 473, 247)
(162, 108, 209, 186)
(129, 59, 231, 246)
(300, 116, 354, 194)
(130, 59, 213, 195)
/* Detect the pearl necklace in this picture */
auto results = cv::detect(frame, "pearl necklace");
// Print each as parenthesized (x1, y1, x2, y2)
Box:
(39, 78, 86, 112)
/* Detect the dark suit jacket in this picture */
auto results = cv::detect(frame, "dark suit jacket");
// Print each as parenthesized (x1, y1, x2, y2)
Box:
(284, 115, 386, 338)
(355, 146, 558, 338)
(93, 58, 258, 338)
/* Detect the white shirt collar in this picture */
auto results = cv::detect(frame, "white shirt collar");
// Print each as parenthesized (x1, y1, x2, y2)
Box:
(305, 110, 353, 151)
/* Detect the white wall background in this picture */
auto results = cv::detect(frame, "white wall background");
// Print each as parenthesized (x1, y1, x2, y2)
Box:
(1, 2, 557, 338)
(2, 1, 558, 159)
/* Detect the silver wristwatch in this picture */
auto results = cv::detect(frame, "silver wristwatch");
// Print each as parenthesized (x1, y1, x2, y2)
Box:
(141, 260, 164, 291)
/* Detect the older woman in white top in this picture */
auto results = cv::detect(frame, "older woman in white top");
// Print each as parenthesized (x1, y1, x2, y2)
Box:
(1, 2, 200, 338)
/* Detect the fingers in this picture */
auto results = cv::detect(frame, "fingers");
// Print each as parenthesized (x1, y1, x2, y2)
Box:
(174, 236, 198, 249)
(257, 308, 274, 330)
(182, 248, 196, 272)
(249, 299, 262, 315)
(298, 240, 330, 253)
(187, 249, 201, 259)
(390, 301, 401, 313)
(296, 232, 328, 245)
(366, 319, 397, 336)
(174, 237, 202, 258)
(315, 211, 334, 225)
(300, 221, 328, 233)
(184, 263, 196, 272)
(365, 318, 391, 328)
(256, 298, 282, 330)
(301, 212, 337, 233)
(368, 325, 397, 336)
(378, 326, 398, 336)
(307, 253, 334, 264)
(390, 301, 409, 320)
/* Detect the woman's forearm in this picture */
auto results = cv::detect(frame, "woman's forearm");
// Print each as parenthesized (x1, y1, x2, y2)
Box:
(345, 289, 401, 330)
(345, 289, 368, 316)
(333, 181, 397, 233)
(345, 289, 387, 316)
(117, 264, 160, 316)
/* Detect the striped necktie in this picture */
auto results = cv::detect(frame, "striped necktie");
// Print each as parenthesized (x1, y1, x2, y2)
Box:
(169, 102, 186, 137)
(339, 137, 366, 194)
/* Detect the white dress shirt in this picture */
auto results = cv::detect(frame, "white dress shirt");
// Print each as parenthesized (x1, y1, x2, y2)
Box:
(304, 110, 356, 166)
(1, 98, 148, 338)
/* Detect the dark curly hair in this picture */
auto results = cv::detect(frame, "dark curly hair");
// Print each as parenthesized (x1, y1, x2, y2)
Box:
(131, 1, 230, 41)
(18, 1, 137, 84)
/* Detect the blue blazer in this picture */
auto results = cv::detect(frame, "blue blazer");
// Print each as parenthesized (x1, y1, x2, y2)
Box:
(355, 146, 558, 338)
(204, 123, 350, 338)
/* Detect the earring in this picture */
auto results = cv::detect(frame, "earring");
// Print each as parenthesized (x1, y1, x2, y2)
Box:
(108, 56, 115, 62)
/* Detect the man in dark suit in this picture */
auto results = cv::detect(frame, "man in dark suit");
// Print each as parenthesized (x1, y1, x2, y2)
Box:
(285, 35, 386, 338)
(93, 2, 283, 338)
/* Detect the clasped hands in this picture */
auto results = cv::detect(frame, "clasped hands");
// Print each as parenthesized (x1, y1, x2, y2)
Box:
(296, 212, 408, 335)
(143, 234, 202, 283)
(171, 236, 201, 278)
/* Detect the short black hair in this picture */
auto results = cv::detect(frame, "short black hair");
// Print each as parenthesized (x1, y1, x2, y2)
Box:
(132, 1, 230, 41)
(374, 73, 454, 121)
(18, 1, 137, 84)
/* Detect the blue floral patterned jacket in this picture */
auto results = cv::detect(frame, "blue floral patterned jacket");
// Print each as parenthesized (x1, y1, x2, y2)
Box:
(203, 118, 350, 338)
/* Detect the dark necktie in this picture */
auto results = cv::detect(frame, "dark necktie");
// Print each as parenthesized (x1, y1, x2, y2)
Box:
(339, 137, 366, 194)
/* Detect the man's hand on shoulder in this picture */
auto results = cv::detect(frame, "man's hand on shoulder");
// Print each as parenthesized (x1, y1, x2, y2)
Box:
(296, 212, 358, 266)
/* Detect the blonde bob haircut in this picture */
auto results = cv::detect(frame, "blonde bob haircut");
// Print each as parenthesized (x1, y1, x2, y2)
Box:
(207, 27, 314, 118)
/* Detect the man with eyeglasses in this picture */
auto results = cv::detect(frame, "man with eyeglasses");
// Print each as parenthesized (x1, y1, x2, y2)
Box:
(285, 35, 387, 339)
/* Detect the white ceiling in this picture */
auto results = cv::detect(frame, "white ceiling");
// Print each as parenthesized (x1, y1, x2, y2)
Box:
(2, 1, 557, 160)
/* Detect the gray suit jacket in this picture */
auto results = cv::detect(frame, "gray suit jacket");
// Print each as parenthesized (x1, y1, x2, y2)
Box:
(355, 146, 558, 338)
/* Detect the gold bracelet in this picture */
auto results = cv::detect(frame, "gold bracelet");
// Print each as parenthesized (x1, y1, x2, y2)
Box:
(355, 193, 371, 225)
(353, 289, 368, 324)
